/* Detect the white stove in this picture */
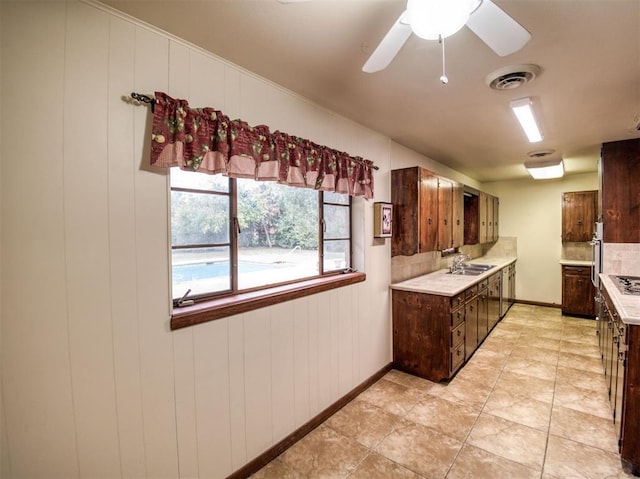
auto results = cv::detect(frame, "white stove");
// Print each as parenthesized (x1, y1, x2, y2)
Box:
(611, 275, 640, 296)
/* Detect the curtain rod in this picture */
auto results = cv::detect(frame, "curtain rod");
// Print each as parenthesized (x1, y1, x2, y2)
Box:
(129, 92, 379, 170)
(130, 92, 155, 111)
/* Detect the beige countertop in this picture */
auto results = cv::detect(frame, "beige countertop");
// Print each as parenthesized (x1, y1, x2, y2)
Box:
(559, 259, 593, 266)
(600, 274, 640, 326)
(390, 257, 517, 297)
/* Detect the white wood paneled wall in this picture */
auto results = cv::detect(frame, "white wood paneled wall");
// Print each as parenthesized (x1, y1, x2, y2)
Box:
(0, 1, 402, 478)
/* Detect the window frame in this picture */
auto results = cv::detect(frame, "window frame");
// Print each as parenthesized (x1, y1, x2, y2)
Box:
(169, 173, 365, 330)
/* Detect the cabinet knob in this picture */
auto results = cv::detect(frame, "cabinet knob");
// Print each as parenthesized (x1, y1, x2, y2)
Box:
(444, 219, 448, 225)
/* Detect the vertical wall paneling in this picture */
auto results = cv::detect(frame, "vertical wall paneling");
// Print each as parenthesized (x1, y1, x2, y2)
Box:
(132, 25, 180, 478)
(223, 66, 242, 120)
(329, 290, 340, 401)
(316, 291, 332, 411)
(337, 287, 354, 397)
(1, 3, 80, 477)
(0, 1, 428, 476)
(193, 318, 233, 478)
(187, 49, 226, 108)
(292, 298, 311, 428)
(243, 309, 273, 460)
(1, 403, 9, 478)
(227, 315, 247, 471)
(107, 15, 148, 478)
(270, 302, 296, 444)
(0, 3, 4, 476)
(172, 326, 199, 479)
(168, 41, 190, 98)
(306, 294, 321, 417)
(64, 3, 121, 476)
(167, 39, 200, 479)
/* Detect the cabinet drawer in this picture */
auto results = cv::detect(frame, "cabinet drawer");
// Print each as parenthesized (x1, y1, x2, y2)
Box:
(451, 321, 465, 347)
(452, 293, 466, 310)
(465, 285, 478, 300)
(563, 265, 591, 276)
(451, 343, 465, 373)
(478, 279, 489, 291)
(451, 307, 465, 328)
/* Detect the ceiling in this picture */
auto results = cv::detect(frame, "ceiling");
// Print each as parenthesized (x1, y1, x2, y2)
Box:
(102, 0, 640, 182)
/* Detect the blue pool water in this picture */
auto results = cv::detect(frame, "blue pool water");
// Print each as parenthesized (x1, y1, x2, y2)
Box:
(173, 261, 284, 283)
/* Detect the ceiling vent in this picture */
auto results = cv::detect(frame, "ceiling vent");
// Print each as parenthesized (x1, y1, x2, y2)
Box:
(527, 149, 555, 158)
(486, 64, 541, 90)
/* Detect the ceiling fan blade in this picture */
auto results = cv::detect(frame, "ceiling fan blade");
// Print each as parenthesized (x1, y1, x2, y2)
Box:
(362, 11, 412, 73)
(466, 0, 531, 57)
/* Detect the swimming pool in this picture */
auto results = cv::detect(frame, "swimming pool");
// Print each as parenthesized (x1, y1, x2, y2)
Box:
(173, 260, 286, 283)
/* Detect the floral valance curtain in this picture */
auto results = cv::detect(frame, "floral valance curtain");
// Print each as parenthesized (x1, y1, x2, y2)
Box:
(149, 92, 375, 199)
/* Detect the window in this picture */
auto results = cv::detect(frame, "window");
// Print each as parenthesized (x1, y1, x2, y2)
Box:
(170, 168, 353, 305)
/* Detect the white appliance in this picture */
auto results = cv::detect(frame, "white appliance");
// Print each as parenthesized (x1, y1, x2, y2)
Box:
(590, 222, 603, 288)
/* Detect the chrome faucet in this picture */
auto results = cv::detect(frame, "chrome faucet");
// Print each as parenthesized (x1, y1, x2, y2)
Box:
(451, 253, 471, 273)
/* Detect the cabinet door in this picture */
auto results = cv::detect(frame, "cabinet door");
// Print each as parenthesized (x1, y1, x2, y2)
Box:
(477, 289, 489, 342)
(562, 266, 596, 317)
(479, 192, 488, 244)
(601, 139, 640, 243)
(493, 196, 500, 241)
(487, 275, 501, 330)
(391, 167, 439, 256)
(420, 171, 439, 253)
(463, 193, 479, 245)
(465, 297, 478, 360)
(452, 182, 464, 248)
(562, 191, 597, 242)
(487, 194, 495, 242)
(391, 168, 419, 256)
(438, 177, 453, 250)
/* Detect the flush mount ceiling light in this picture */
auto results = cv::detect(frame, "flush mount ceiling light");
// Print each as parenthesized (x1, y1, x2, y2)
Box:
(510, 97, 543, 143)
(406, 0, 481, 40)
(525, 158, 564, 179)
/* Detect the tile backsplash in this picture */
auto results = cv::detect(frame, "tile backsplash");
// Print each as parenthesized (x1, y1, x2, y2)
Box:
(562, 242, 592, 261)
(603, 243, 640, 275)
(390, 236, 518, 283)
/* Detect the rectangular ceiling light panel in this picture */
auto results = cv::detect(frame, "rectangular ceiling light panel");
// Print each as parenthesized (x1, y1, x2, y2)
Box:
(510, 97, 542, 143)
(525, 158, 564, 179)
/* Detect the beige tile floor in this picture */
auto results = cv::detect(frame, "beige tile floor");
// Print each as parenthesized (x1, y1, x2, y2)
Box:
(251, 305, 635, 479)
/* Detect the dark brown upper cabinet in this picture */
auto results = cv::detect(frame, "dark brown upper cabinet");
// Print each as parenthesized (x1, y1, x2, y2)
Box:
(391, 167, 439, 256)
(601, 139, 640, 243)
(391, 167, 464, 256)
(562, 190, 597, 243)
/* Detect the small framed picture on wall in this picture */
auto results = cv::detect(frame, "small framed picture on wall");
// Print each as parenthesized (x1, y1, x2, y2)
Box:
(374, 202, 393, 238)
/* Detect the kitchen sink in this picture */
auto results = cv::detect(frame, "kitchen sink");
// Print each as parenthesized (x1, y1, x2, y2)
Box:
(463, 263, 496, 271)
(447, 269, 484, 276)
(446, 263, 497, 276)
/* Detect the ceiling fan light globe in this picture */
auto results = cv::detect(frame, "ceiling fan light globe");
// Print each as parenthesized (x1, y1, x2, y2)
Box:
(407, 0, 476, 40)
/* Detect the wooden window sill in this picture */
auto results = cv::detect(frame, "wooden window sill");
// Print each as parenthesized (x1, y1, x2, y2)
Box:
(171, 271, 366, 330)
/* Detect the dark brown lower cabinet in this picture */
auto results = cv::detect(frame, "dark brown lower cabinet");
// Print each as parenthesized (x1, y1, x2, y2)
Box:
(562, 265, 596, 317)
(597, 286, 640, 475)
(392, 275, 503, 382)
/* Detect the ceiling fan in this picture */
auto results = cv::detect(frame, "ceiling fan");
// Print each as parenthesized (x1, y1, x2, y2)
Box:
(362, 0, 531, 73)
